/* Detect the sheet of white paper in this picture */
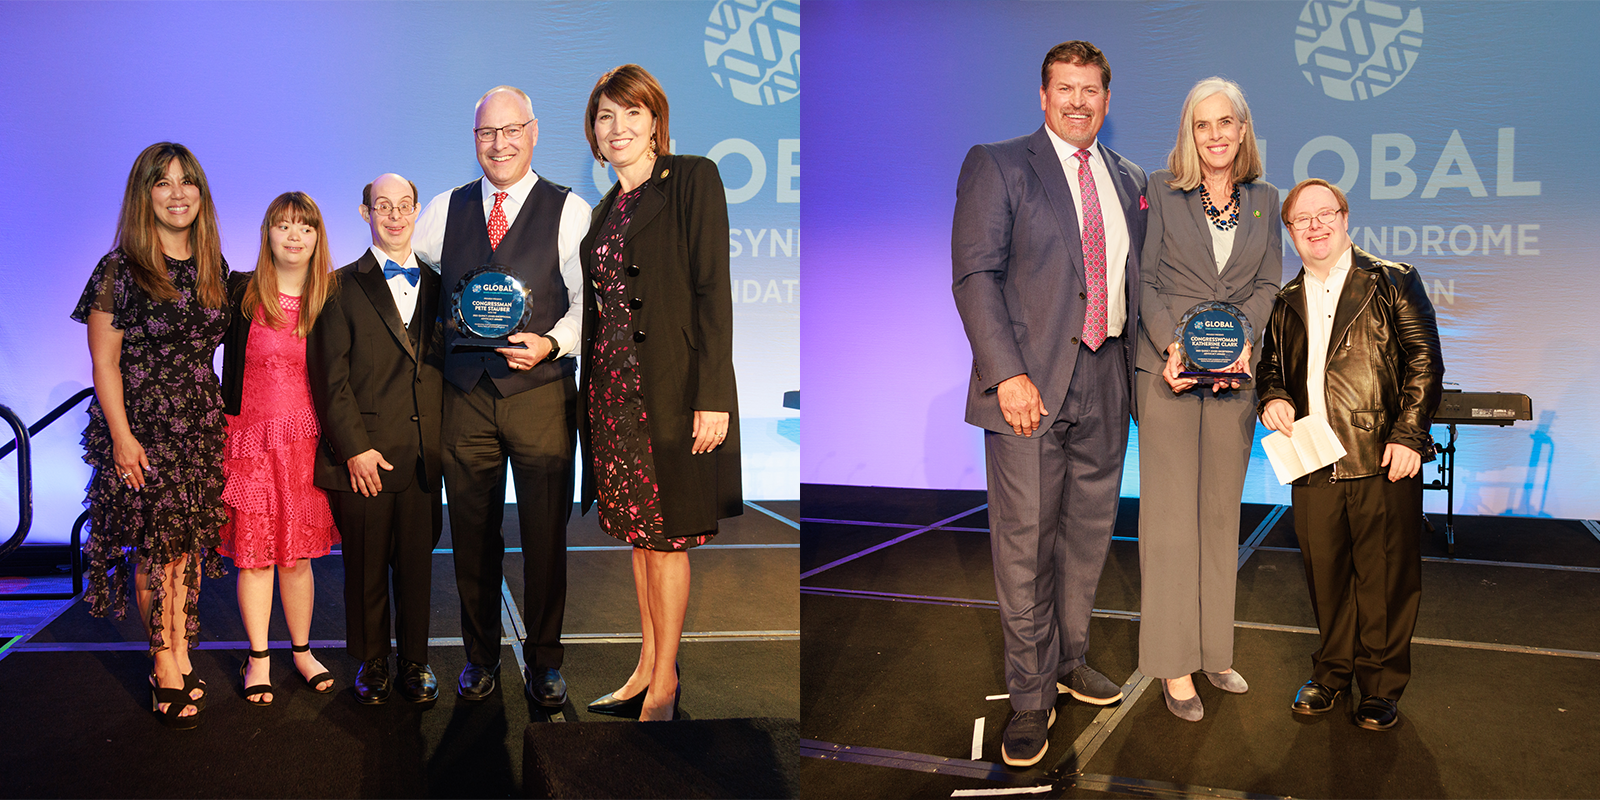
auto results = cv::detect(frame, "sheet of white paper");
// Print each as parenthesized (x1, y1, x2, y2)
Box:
(1262, 414, 1347, 484)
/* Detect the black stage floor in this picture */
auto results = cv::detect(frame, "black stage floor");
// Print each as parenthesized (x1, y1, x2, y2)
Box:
(800, 484, 1600, 799)
(0, 500, 799, 798)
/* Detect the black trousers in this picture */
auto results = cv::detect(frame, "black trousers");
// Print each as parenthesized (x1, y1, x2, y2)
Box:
(333, 462, 443, 663)
(443, 374, 576, 670)
(1292, 468, 1423, 701)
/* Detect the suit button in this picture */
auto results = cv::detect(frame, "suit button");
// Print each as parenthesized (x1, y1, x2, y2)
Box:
(629, 297, 643, 309)
(1071, 336, 1080, 345)
(410, 415, 419, 422)
(1079, 291, 1087, 300)
(633, 331, 647, 343)
(626, 265, 640, 277)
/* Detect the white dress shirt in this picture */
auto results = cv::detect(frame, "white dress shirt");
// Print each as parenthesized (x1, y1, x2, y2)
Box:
(1044, 126, 1129, 337)
(1302, 247, 1353, 423)
(413, 169, 592, 358)
(370, 246, 420, 326)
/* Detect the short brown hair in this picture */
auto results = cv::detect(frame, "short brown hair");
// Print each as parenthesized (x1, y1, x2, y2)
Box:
(1041, 41, 1110, 90)
(1280, 178, 1350, 228)
(585, 64, 671, 163)
(362, 178, 418, 208)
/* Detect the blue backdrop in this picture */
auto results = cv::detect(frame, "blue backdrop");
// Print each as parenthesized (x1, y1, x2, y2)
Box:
(802, 0, 1599, 519)
(0, 0, 799, 545)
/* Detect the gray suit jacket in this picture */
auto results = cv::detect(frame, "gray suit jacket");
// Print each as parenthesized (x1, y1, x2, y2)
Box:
(953, 125, 1149, 433)
(1136, 170, 1281, 375)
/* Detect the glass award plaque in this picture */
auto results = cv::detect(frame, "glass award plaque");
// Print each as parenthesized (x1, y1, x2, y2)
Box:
(1175, 301, 1251, 385)
(450, 266, 531, 350)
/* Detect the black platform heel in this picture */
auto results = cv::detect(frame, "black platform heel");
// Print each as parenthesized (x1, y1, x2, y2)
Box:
(150, 674, 201, 729)
(291, 642, 334, 693)
(240, 649, 273, 706)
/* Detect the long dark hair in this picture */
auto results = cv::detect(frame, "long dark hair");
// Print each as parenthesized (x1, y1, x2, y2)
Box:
(112, 142, 226, 308)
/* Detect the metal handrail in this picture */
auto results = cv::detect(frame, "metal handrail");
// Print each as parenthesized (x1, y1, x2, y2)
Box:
(0, 404, 32, 560)
(0, 390, 94, 599)
(0, 387, 94, 461)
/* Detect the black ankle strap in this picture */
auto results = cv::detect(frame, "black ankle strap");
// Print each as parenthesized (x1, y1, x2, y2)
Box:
(248, 649, 270, 659)
(291, 643, 311, 653)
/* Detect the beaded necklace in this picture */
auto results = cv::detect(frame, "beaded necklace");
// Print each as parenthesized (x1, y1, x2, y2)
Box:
(1200, 182, 1241, 231)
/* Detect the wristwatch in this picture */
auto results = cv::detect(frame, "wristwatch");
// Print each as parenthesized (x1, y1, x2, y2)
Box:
(542, 335, 561, 362)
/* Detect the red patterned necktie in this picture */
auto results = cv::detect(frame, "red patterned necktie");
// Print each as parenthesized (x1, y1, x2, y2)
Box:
(1074, 149, 1108, 351)
(487, 191, 509, 250)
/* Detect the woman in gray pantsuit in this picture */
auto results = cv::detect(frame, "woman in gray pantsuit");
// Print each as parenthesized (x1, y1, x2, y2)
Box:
(1137, 78, 1281, 721)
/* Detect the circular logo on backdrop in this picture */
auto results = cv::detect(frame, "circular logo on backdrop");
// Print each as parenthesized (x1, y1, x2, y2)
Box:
(1294, 0, 1423, 101)
(704, 0, 800, 106)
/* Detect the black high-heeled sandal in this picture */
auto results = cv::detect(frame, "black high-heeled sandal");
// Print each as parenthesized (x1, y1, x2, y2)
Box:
(240, 649, 273, 706)
(291, 643, 334, 693)
(150, 674, 201, 729)
(183, 671, 207, 711)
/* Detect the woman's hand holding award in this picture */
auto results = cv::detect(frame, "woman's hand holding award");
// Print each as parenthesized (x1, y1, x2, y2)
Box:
(451, 265, 532, 350)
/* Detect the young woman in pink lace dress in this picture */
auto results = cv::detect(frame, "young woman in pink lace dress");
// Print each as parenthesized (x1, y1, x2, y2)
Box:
(218, 192, 340, 705)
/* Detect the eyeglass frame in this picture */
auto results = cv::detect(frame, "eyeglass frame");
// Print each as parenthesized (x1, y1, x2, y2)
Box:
(474, 119, 536, 143)
(365, 199, 418, 216)
(1289, 208, 1342, 231)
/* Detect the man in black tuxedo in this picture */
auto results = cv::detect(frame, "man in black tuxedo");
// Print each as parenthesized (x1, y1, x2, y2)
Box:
(308, 172, 445, 704)
(413, 86, 592, 705)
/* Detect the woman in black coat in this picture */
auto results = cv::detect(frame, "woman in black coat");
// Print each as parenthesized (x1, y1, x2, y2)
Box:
(577, 64, 741, 722)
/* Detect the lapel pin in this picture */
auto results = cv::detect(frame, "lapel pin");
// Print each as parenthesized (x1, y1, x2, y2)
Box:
(661, 168, 670, 178)
(1253, 210, 1261, 217)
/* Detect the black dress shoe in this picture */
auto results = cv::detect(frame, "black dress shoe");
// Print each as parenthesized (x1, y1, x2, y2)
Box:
(354, 657, 391, 705)
(458, 661, 500, 701)
(397, 659, 438, 703)
(524, 666, 568, 709)
(1291, 680, 1343, 715)
(1354, 696, 1399, 730)
(587, 684, 647, 718)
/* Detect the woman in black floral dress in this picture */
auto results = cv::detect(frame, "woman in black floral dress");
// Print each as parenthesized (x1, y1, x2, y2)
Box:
(578, 65, 742, 722)
(71, 142, 231, 729)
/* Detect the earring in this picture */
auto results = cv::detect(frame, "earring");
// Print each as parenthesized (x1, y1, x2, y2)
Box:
(647, 135, 658, 159)
(596, 152, 608, 165)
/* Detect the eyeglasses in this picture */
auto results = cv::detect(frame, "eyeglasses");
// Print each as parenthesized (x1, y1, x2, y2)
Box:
(1290, 208, 1342, 230)
(474, 119, 534, 143)
(368, 200, 416, 216)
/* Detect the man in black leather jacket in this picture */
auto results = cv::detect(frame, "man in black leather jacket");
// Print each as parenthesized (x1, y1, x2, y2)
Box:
(1255, 178, 1443, 731)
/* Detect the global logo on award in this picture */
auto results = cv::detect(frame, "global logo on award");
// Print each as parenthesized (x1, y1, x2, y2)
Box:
(1294, 0, 1423, 101)
(704, 0, 799, 106)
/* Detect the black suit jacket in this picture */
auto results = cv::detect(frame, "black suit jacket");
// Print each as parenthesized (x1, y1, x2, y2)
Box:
(577, 153, 742, 536)
(307, 252, 445, 493)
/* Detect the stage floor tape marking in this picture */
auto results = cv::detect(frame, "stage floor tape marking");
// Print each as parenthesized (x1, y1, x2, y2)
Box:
(970, 716, 985, 760)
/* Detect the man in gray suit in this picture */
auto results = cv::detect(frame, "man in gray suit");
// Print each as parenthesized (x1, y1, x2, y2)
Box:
(952, 40, 1147, 768)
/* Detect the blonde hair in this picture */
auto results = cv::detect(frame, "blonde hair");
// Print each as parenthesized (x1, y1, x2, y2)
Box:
(1165, 77, 1262, 192)
(244, 192, 336, 338)
(113, 142, 226, 308)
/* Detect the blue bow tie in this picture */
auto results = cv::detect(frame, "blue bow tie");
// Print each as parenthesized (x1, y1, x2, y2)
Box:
(383, 259, 419, 286)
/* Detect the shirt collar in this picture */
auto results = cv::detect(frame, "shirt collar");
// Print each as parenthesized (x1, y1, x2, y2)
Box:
(370, 246, 417, 272)
(1044, 125, 1099, 167)
(480, 169, 540, 204)
(1306, 247, 1353, 288)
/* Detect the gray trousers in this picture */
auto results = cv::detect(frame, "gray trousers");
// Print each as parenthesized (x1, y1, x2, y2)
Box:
(985, 339, 1129, 711)
(1134, 369, 1255, 679)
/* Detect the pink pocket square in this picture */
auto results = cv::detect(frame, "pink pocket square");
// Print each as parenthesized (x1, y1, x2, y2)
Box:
(1139, 195, 1149, 210)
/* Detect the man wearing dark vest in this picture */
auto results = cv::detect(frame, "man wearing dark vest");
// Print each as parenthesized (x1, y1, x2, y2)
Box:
(413, 85, 592, 706)
(308, 172, 444, 705)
